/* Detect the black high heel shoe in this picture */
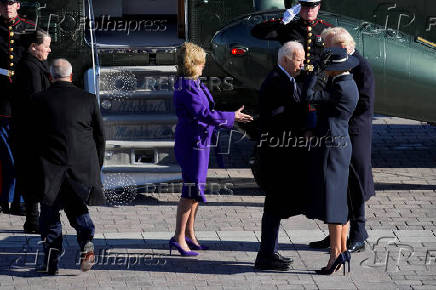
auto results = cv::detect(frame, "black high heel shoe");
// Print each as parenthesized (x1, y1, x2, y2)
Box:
(316, 251, 351, 275)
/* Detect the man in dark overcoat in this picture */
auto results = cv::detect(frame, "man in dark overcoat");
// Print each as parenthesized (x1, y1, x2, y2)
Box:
(251, 0, 332, 129)
(0, 0, 35, 214)
(254, 41, 307, 271)
(31, 59, 105, 275)
(308, 27, 375, 253)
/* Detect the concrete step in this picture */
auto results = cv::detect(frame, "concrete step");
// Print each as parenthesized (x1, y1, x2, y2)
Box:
(103, 114, 177, 140)
(104, 140, 176, 166)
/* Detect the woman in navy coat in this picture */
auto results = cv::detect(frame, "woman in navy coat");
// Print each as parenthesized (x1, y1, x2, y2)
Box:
(301, 47, 359, 274)
(170, 43, 253, 256)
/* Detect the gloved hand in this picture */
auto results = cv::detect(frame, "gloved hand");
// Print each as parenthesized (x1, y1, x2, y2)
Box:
(282, 4, 301, 25)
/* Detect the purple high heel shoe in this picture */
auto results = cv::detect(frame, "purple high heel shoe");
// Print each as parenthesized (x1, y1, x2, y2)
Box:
(169, 237, 199, 256)
(185, 237, 209, 250)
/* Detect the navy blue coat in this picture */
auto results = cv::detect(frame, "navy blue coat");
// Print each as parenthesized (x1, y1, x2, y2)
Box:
(349, 50, 376, 201)
(301, 73, 359, 224)
(256, 66, 308, 219)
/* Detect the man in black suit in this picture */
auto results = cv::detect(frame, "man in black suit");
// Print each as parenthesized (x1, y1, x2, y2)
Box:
(31, 59, 105, 275)
(309, 27, 376, 253)
(254, 41, 306, 271)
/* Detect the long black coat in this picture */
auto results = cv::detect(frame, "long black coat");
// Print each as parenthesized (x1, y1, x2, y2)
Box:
(31, 82, 106, 206)
(256, 66, 308, 219)
(302, 74, 359, 224)
(349, 50, 376, 202)
(11, 53, 51, 199)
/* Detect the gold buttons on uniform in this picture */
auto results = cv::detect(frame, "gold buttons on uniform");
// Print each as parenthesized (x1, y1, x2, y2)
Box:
(307, 53, 311, 57)
(9, 48, 13, 52)
(307, 60, 311, 63)
(307, 39, 312, 44)
(10, 62, 14, 67)
(10, 39, 14, 44)
(8, 26, 12, 31)
(9, 32, 14, 37)
(307, 26, 312, 32)
(9, 55, 13, 60)
(10, 71, 14, 76)
(308, 32, 313, 37)
(307, 46, 311, 50)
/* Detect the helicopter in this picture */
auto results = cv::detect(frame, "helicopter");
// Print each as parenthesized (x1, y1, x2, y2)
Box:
(10, 0, 436, 185)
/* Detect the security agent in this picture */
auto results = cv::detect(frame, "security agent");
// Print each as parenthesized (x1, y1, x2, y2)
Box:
(0, 0, 35, 214)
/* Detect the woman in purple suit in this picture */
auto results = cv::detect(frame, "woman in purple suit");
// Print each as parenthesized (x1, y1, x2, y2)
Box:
(170, 43, 253, 256)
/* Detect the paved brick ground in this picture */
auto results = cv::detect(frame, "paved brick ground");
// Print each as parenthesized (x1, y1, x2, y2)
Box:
(0, 116, 435, 289)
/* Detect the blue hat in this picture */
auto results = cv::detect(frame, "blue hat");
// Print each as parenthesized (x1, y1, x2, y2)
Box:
(323, 47, 359, 71)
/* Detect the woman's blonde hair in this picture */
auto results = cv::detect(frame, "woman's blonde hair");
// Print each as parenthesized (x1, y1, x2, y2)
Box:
(321, 27, 356, 53)
(177, 42, 206, 78)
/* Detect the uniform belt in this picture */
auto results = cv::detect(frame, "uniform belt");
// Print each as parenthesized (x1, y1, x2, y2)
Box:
(0, 68, 12, 77)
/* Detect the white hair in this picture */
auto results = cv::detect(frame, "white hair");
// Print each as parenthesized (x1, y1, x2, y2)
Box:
(50, 58, 73, 80)
(321, 27, 356, 52)
(278, 41, 304, 64)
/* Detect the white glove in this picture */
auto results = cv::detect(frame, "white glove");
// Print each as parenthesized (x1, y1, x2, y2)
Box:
(282, 3, 301, 25)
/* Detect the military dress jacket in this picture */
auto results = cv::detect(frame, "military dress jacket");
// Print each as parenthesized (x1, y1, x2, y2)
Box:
(0, 15, 35, 117)
(348, 50, 376, 201)
(251, 16, 332, 68)
(31, 82, 106, 206)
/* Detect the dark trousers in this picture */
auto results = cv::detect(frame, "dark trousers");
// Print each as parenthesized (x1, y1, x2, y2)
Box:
(258, 211, 281, 256)
(39, 186, 95, 268)
(348, 188, 368, 243)
(0, 117, 15, 206)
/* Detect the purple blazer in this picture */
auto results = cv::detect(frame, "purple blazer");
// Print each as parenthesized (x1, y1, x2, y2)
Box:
(173, 78, 235, 202)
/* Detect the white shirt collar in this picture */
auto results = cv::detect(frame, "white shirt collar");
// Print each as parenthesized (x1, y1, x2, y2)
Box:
(332, 71, 350, 82)
(278, 64, 295, 83)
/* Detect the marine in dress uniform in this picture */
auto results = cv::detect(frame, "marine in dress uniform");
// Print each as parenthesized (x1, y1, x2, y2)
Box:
(0, 0, 35, 213)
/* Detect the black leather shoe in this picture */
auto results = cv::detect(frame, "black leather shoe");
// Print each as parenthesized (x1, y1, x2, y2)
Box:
(273, 252, 293, 264)
(309, 236, 330, 249)
(254, 253, 291, 271)
(10, 203, 26, 216)
(348, 241, 365, 253)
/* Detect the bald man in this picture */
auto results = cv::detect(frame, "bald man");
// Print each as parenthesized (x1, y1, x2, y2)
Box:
(31, 59, 105, 274)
